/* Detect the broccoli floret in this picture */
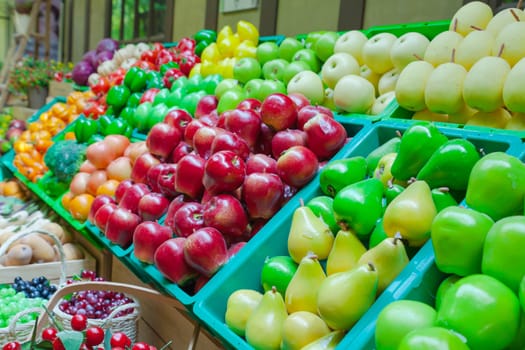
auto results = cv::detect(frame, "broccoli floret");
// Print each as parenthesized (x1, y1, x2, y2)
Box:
(43, 140, 87, 183)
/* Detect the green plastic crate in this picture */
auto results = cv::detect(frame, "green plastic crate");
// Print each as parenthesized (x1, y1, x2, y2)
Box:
(192, 120, 523, 350)
(122, 118, 372, 307)
(365, 19, 450, 40)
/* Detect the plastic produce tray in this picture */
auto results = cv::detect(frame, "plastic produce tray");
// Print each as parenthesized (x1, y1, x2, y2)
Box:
(365, 19, 450, 39)
(192, 120, 523, 350)
(28, 96, 67, 123)
(120, 117, 373, 307)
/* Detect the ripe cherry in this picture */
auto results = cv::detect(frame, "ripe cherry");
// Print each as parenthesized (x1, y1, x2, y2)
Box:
(131, 342, 150, 350)
(71, 313, 88, 331)
(2, 342, 21, 350)
(41, 327, 58, 341)
(85, 326, 105, 347)
(52, 338, 65, 350)
(110, 332, 132, 348)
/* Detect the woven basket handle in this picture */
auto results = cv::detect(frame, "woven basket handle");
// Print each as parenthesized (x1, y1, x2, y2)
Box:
(7, 307, 44, 338)
(101, 301, 141, 329)
(36, 281, 184, 332)
(0, 229, 67, 286)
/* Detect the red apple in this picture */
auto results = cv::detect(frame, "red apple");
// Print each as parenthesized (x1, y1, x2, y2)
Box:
(131, 152, 161, 184)
(154, 237, 198, 286)
(183, 119, 207, 147)
(271, 129, 308, 159)
(172, 202, 205, 237)
(304, 113, 347, 160)
(105, 207, 142, 248)
(146, 163, 169, 193)
(242, 172, 284, 219)
(138, 192, 170, 221)
(115, 179, 134, 204)
(260, 93, 298, 131)
(193, 126, 223, 160)
(168, 141, 193, 164)
(210, 131, 250, 160)
(164, 108, 193, 135)
(288, 92, 310, 111)
(224, 108, 262, 150)
(157, 163, 179, 198)
(133, 221, 172, 264)
(227, 241, 246, 260)
(297, 104, 334, 130)
(184, 227, 229, 277)
(203, 194, 249, 238)
(237, 98, 262, 111)
(175, 153, 205, 199)
(195, 95, 218, 118)
(88, 195, 116, 224)
(193, 275, 210, 293)
(248, 218, 269, 240)
(163, 194, 188, 230)
(203, 150, 246, 195)
(119, 183, 151, 214)
(246, 154, 278, 174)
(254, 122, 275, 156)
(93, 202, 118, 232)
(146, 122, 181, 159)
(277, 145, 319, 187)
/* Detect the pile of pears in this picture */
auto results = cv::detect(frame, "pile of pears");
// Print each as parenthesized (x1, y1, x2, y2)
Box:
(223, 120, 488, 350)
(394, 1, 525, 129)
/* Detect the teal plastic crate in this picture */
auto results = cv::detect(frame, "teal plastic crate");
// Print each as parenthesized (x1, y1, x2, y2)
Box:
(123, 118, 372, 307)
(192, 120, 523, 350)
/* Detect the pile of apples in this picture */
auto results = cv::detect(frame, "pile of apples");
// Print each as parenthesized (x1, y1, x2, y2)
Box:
(394, 1, 525, 129)
(87, 91, 349, 293)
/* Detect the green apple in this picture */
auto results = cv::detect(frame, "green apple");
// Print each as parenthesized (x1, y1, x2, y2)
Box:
(398, 327, 469, 350)
(390, 32, 430, 70)
(450, 0, 493, 36)
(233, 57, 262, 84)
(375, 300, 437, 350)
(456, 30, 495, 70)
(180, 91, 206, 116)
(283, 60, 312, 86)
(370, 91, 396, 116)
(362, 32, 397, 74)
(306, 196, 339, 234)
(305, 30, 327, 49)
(320, 52, 360, 89)
(431, 206, 494, 277)
(243, 78, 264, 100)
(314, 31, 340, 62)
(334, 30, 368, 65)
(287, 70, 325, 105)
(262, 58, 289, 81)
(520, 275, 525, 312)
(215, 78, 242, 99)
(378, 68, 400, 95)
(333, 74, 375, 114)
(482, 216, 525, 293)
(261, 255, 298, 296)
(360, 64, 381, 94)
(436, 274, 521, 350)
(292, 48, 321, 72)
(423, 31, 463, 67)
(503, 57, 525, 113)
(201, 73, 223, 95)
(279, 37, 304, 62)
(259, 79, 287, 101)
(435, 275, 461, 310)
(225, 289, 263, 337)
(217, 89, 246, 114)
(256, 41, 280, 65)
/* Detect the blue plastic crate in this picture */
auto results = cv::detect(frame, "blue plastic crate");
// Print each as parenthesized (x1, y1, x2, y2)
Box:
(192, 120, 523, 350)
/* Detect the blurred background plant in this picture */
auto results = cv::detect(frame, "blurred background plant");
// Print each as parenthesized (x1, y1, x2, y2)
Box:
(8, 56, 73, 95)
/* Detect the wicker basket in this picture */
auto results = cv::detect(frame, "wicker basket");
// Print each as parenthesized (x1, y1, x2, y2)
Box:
(0, 230, 67, 345)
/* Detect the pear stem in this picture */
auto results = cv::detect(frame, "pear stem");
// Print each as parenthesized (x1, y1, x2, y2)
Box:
(338, 221, 349, 231)
(469, 25, 482, 31)
(437, 186, 450, 193)
(394, 232, 403, 243)
(452, 18, 458, 32)
(497, 44, 505, 58)
(412, 53, 424, 61)
(306, 252, 318, 260)
(451, 48, 456, 63)
(407, 177, 417, 185)
(299, 198, 305, 207)
(387, 178, 394, 189)
(395, 130, 403, 138)
(367, 262, 376, 272)
(271, 286, 277, 293)
(479, 147, 486, 156)
(516, 0, 523, 11)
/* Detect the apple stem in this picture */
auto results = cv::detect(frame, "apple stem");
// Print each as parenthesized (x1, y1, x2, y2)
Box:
(395, 130, 402, 138)
(469, 25, 483, 31)
(497, 44, 505, 58)
(412, 53, 424, 61)
(367, 262, 376, 272)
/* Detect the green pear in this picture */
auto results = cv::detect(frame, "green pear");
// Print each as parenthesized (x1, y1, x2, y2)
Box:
(449, 1, 493, 36)
(503, 57, 525, 113)
(326, 228, 367, 276)
(456, 30, 495, 70)
(508, 311, 525, 350)
(447, 103, 477, 124)
(285, 254, 326, 314)
(383, 180, 437, 247)
(465, 107, 512, 129)
(424, 62, 468, 115)
(225, 289, 263, 337)
(317, 263, 378, 330)
(423, 31, 463, 66)
(299, 330, 345, 350)
(365, 137, 401, 176)
(373, 153, 397, 187)
(281, 311, 331, 350)
(463, 56, 510, 112)
(493, 21, 525, 67)
(486, 8, 525, 37)
(357, 236, 409, 294)
(507, 112, 525, 130)
(411, 109, 449, 123)
(245, 287, 288, 350)
(395, 60, 434, 112)
(287, 205, 334, 263)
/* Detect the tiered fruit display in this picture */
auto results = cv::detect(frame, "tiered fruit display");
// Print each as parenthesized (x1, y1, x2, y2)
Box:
(220, 120, 513, 349)
(374, 150, 525, 350)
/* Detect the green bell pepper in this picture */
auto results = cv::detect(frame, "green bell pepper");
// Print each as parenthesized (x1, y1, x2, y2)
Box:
(133, 102, 153, 132)
(147, 103, 169, 130)
(160, 62, 180, 75)
(98, 114, 113, 132)
(385, 182, 405, 205)
(120, 107, 136, 125)
(74, 116, 99, 144)
(127, 92, 143, 108)
(87, 134, 105, 144)
(38, 172, 69, 198)
(431, 187, 458, 212)
(146, 70, 165, 89)
(319, 156, 367, 197)
(102, 117, 129, 136)
(106, 85, 131, 111)
(124, 67, 148, 92)
(153, 88, 170, 106)
(194, 29, 217, 43)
